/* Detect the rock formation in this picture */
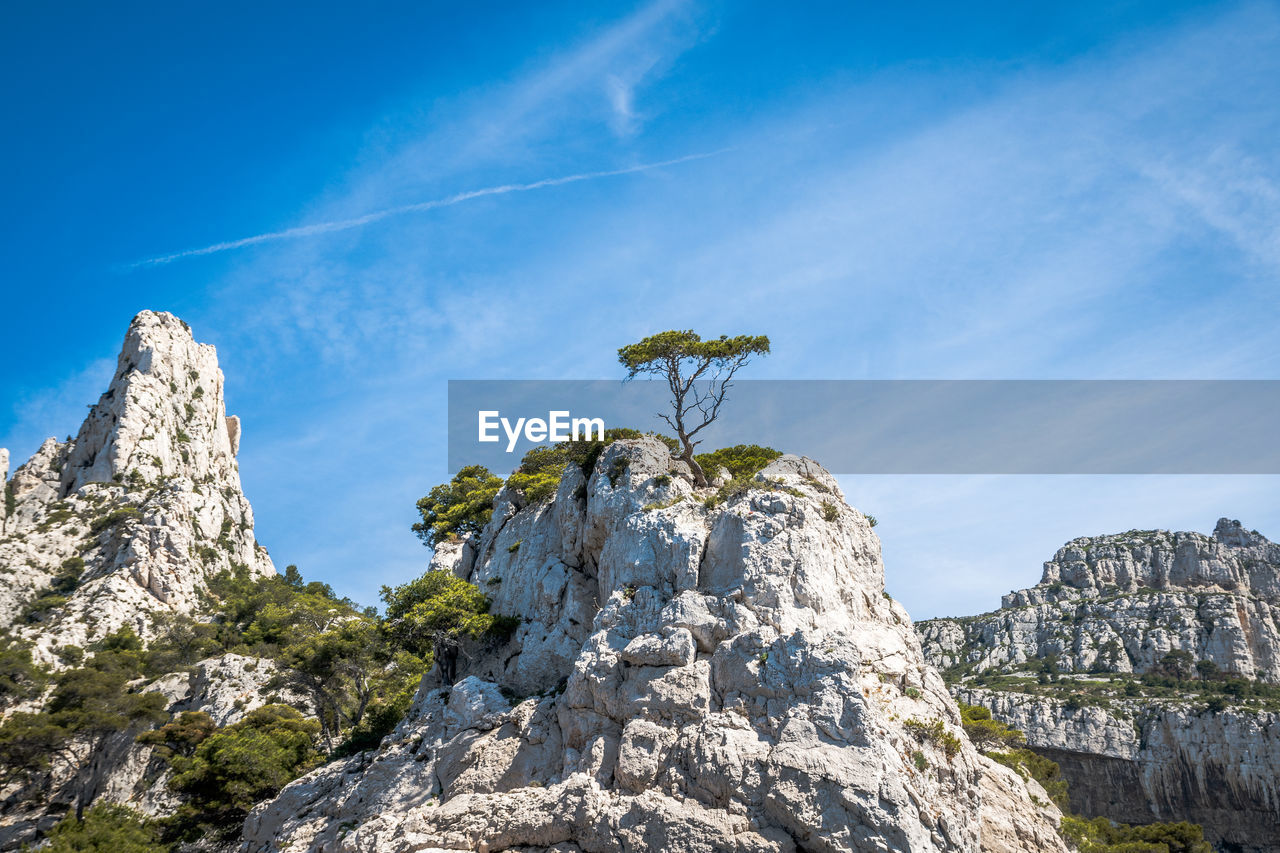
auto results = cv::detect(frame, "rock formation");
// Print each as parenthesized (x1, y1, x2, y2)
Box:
(919, 520, 1280, 683)
(0, 311, 283, 846)
(244, 440, 1064, 853)
(918, 520, 1280, 852)
(955, 688, 1280, 853)
(0, 310, 274, 663)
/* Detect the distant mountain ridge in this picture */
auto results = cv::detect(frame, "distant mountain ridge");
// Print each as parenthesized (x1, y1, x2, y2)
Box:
(919, 519, 1280, 852)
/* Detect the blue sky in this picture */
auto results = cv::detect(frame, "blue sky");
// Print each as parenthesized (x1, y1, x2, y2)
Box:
(3, 0, 1279, 619)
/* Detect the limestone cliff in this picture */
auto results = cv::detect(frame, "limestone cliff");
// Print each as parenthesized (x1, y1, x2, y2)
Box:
(0, 310, 274, 662)
(244, 440, 1064, 853)
(0, 312, 288, 848)
(918, 520, 1280, 852)
(919, 519, 1280, 683)
(955, 688, 1280, 853)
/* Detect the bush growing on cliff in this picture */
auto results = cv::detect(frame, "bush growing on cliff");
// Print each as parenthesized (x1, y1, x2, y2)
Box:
(506, 428, 678, 504)
(958, 702, 1025, 751)
(1059, 815, 1212, 853)
(1156, 650, 1195, 681)
(985, 747, 1071, 812)
(0, 636, 46, 702)
(694, 444, 781, 480)
(88, 506, 142, 534)
(903, 717, 961, 758)
(38, 803, 166, 853)
(380, 571, 517, 682)
(412, 465, 504, 546)
(164, 704, 321, 833)
(969, 704, 1216, 849)
(0, 628, 168, 815)
(199, 567, 424, 742)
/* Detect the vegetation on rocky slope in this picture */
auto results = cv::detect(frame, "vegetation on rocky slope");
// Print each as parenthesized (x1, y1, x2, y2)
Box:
(958, 703, 1213, 853)
(947, 653, 1280, 714)
(0, 559, 512, 849)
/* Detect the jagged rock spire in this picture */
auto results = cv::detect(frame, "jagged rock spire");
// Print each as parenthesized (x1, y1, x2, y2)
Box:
(61, 310, 242, 494)
(0, 311, 274, 658)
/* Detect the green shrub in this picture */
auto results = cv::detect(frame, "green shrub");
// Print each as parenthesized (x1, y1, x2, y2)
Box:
(412, 466, 504, 547)
(912, 750, 928, 771)
(0, 638, 45, 702)
(332, 677, 419, 758)
(380, 572, 517, 680)
(904, 717, 961, 758)
(0, 629, 167, 790)
(607, 456, 628, 487)
(38, 803, 166, 852)
(506, 429, 678, 504)
(506, 446, 570, 503)
(821, 502, 839, 522)
(25, 553, 86, 617)
(1059, 815, 1212, 853)
(137, 710, 216, 761)
(21, 592, 68, 624)
(166, 704, 321, 829)
(959, 702, 1026, 751)
(694, 445, 782, 481)
(704, 476, 802, 509)
(89, 506, 142, 534)
(986, 748, 1071, 812)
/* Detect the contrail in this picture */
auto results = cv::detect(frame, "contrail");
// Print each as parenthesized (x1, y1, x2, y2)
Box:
(131, 149, 725, 267)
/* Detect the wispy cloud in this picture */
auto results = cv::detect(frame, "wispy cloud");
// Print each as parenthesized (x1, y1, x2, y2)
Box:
(178, 0, 1280, 614)
(131, 150, 723, 267)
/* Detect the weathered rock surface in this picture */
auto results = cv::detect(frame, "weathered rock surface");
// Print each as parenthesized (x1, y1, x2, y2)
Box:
(0, 310, 275, 662)
(956, 688, 1280, 853)
(918, 520, 1280, 852)
(244, 440, 1063, 853)
(0, 312, 285, 847)
(919, 519, 1280, 683)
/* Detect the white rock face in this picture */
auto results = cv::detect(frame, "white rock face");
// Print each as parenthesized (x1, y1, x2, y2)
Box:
(244, 440, 1062, 853)
(918, 520, 1280, 852)
(0, 312, 288, 848)
(954, 688, 1280, 853)
(919, 520, 1280, 683)
(150, 653, 314, 727)
(0, 311, 274, 661)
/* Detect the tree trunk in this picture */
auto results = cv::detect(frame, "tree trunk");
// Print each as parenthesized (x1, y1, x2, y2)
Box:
(437, 639, 459, 684)
(75, 734, 108, 821)
(677, 433, 708, 487)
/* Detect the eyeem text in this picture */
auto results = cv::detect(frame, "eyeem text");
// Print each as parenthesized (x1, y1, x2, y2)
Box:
(478, 410, 605, 452)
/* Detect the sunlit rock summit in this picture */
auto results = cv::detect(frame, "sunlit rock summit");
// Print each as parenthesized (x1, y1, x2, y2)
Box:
(245, 440, 1063, 853)
(0, 310, 274, 662)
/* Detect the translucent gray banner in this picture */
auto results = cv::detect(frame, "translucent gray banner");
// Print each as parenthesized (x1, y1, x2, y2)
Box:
(447, 380, 1280, 475)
